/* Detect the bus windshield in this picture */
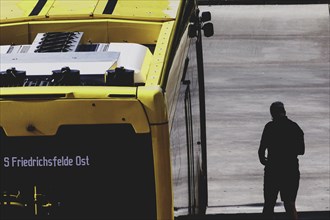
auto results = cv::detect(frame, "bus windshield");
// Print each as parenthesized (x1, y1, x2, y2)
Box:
(0, 124, 156, 219)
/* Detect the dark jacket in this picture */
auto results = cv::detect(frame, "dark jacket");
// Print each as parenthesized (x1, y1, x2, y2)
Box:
(258, 116, 305, 170)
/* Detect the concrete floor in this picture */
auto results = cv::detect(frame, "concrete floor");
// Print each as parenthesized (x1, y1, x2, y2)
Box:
(200, 4, 330, 214)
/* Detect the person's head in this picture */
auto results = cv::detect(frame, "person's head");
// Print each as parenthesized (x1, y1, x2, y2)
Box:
(270, 101, 286, 120)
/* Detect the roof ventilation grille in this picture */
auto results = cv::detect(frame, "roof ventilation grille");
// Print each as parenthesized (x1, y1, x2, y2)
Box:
(30, 32, 83, 53)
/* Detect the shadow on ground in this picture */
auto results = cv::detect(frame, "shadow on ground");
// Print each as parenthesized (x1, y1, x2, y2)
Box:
(176, 211, 330, 220)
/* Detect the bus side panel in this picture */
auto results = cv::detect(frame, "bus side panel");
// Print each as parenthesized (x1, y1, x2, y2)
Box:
(166, 28, 190, 216)
(186, 35, 204, 215)
(168, 28, 204, 216)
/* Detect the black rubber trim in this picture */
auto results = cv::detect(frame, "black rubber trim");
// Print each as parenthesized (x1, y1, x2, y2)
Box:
(103, 0, 118, 14)
(29, 0, 48, 16)
(108, 94, 136, 98)
(0, 94, 66, 100)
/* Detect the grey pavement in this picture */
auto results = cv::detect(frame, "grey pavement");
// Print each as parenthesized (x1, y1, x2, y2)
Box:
(199, 4, 330, 214)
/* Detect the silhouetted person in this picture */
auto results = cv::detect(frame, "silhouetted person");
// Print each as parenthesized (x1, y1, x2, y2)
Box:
(258, 102, 305, 220)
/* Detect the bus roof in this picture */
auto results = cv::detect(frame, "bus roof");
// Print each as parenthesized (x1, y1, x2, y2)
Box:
(0, 0, 196, 134)
(0, 0, 182, 23)
(0, 1, 190, 86)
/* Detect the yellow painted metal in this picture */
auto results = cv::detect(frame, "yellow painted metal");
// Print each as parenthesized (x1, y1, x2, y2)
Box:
(0, 98, 150, 136)
(1, 0, 180, 23)
(141, 48, 153, 82)
(0, 0, 184, 134)
(93, 0, 107, 15)
(166, 26, 190, 129)
(112, 0, 179, 20)
(0, 19, 162, 45)
(46, 0, 98, 17)
(0, 0, 35, 20)
(0, 1, 189, 219)
(128, 84, 174, 220)
(0, 86, 137, 99)
(0, 0, 54, 22)
(159, 0, 189, 87)
(1, 0, 37, 19)
(0, 22, 29, 44)
(0, 1, 180, 87)
(146, 21, 174, 86)
(0, 86, 150, 135)
(137, 86, 168, 125)
(106, 19, 161, 44)
(150, 123, 173, 220)
(0, 20, 175, 86)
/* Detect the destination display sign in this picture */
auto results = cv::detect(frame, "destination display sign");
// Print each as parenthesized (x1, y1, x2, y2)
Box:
(3, 156, 90, 168)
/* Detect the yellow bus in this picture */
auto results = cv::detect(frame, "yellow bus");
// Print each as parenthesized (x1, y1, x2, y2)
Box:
(0, 0, 213, 219)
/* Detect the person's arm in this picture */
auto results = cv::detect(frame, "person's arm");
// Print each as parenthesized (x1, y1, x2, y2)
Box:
(297, 127, 305, 155)
(258, 125, 269, 166)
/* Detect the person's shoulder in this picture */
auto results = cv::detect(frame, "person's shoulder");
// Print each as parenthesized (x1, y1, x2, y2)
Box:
(286, 117, 299, 126)
(264, 121, 274, 129)
(265, 121, 273, 125)
(287, 118, 304, 132)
